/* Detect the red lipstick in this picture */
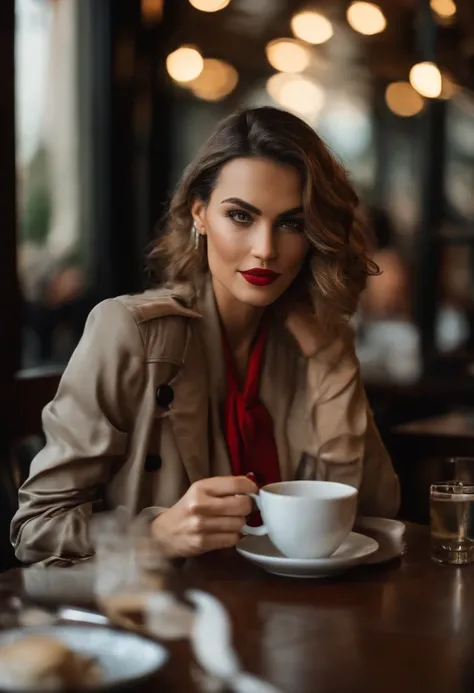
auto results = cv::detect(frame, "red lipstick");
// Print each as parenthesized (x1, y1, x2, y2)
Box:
(239, 268, 281, 286)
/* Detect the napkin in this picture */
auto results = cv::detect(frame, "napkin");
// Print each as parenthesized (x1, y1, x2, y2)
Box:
(187, 590, 282, 693)
(145, 589, 282, 692)
(353, 516, 406, 564)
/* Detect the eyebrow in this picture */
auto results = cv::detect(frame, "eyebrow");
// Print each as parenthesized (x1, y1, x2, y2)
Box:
(221, 197, 303, 218)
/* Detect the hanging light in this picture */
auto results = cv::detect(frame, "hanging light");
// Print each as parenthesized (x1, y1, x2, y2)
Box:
(346, 2, 386, 35)
(430, 0, 456, 18)
(266, 39, 311, 74)
(189, 59, 238, 101)
(409, 61, 442, 98)
(385, 82, 424, 117)
(290, 11, 333, 45)
(266, 73, 325, 119)
(188, 0, 230, 11)
(166, 46, 203, 83)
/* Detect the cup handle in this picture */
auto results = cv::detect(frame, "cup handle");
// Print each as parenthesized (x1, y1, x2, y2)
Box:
(241, 493, 268, 536)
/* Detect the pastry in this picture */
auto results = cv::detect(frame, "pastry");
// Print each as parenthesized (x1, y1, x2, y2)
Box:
(0, 634, 101, 690)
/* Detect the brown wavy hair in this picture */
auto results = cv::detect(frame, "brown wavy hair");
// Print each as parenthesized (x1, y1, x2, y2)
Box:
(148, 106, 379, 331)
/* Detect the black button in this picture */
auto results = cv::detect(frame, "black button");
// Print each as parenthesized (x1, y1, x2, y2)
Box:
(144, 454, 162, 472)
(156, 384, 174, 409)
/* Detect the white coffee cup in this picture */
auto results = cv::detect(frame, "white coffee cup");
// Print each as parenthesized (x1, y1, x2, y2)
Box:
(242, 480, 358, 559)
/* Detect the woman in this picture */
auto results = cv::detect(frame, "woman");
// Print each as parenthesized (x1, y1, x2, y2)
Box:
(12, 107, 400, 566)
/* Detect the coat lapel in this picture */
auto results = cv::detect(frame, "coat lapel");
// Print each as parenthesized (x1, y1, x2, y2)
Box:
(167, 278, 231, 482)
(166, 322, 213, 484)
(195, 279, 232, 477)
(260, 317, 302, 481)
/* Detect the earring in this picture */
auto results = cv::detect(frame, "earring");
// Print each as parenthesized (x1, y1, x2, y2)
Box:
(192, 222, 201, 250)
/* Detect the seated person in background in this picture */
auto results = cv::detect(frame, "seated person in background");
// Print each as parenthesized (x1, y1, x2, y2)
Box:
(356, 207, 421, 383)
(11, 107, 400, 566)
(360, 207, 412, 321)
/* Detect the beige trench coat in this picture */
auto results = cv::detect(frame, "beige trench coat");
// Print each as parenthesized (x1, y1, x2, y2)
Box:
(11, 279, 400, 565)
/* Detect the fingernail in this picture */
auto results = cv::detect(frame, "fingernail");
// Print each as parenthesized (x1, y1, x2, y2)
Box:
(246, 472, 256, 482)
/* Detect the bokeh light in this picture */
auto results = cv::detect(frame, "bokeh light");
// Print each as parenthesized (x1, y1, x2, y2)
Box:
(346, 2, 386, 35)
(266, 73, 325, 119)
(385, 81, 424, 117)
(166, 46, 204, 83)
(291, 11, 333, 45)
(188, 0, 231, 12)
(189, 59, 238, 101)
(266, 39, 311, 74)
(409, 61, 442, 99)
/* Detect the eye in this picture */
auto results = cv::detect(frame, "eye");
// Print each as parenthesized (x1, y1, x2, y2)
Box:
(227, 210, 252, 225)
(280, 218, 304, 232)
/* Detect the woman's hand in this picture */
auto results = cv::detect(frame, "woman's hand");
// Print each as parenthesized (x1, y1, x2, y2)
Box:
(151, 476, 256, 558)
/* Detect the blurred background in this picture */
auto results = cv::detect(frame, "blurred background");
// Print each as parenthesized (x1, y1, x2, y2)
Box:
(1, 0, 474, 562)
(11, 0, 474, 375)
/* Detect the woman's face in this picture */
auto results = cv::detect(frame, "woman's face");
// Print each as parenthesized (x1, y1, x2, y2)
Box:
(192, 157, 310, 308)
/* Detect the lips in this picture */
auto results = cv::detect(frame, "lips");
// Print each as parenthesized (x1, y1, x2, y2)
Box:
(239, 268, 281, 287)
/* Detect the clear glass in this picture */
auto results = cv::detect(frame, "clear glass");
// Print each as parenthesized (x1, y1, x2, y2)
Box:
(443, 457, 474, 485)
(430, 481, 474, 564)
(91, 512, 170, 630)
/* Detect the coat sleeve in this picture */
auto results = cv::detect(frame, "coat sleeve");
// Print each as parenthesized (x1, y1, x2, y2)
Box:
(10, 299, 148, 566)
(303, 334, 400, 518)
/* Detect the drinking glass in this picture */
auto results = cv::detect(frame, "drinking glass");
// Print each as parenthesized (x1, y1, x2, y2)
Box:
(442, 457, 474, 485)
(430, 481, 474, 564)
(91, 510, 169, 630)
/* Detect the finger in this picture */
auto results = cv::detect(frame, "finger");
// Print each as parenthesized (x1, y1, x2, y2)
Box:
(194, 515, 246, 534)
(199, 475, 257, 497)
(192, 494, 253, 517)
(196, 532, 242, 553)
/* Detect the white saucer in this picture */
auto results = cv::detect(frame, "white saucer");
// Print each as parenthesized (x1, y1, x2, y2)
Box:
(354, 517, 406, 564)
(236, 532, 379, 578)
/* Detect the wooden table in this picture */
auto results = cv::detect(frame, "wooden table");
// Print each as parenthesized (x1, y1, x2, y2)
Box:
(2, 523, 474, 693)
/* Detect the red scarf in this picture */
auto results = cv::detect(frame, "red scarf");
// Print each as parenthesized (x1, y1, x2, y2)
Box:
(221, 315, 281, 507)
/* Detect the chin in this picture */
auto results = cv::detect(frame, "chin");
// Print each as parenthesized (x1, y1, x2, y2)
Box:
(233, 284, 285, 308)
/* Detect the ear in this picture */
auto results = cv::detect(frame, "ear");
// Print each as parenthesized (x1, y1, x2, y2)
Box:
(191, 198, 207, 236)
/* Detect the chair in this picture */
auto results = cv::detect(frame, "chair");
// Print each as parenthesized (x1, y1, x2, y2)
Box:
(0, 371, 60, 571)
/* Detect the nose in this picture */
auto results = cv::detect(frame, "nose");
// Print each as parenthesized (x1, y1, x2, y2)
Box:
(251, 223, 277, 262)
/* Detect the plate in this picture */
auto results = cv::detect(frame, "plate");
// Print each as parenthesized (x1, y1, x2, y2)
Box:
(0, 624, 168, 690)
(236, 531, 379, 578)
